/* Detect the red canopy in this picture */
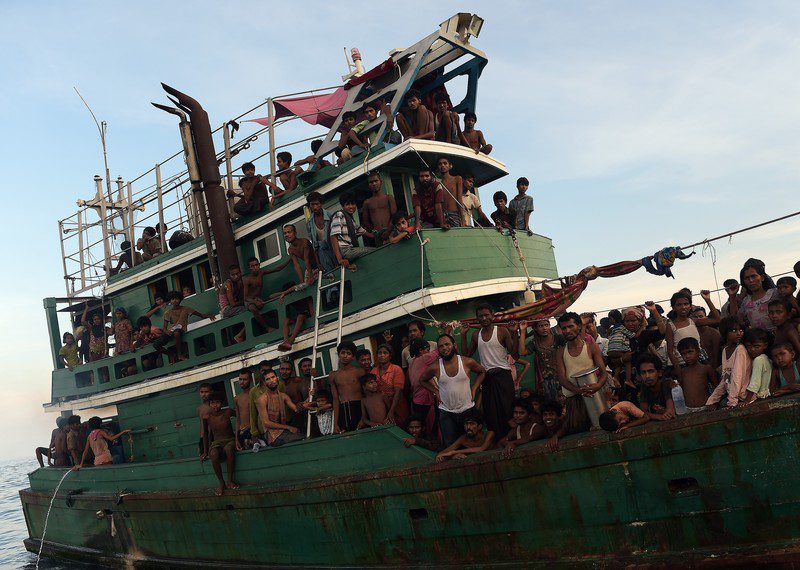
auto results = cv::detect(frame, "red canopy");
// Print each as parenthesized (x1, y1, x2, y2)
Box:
(247, 87, 348, 128)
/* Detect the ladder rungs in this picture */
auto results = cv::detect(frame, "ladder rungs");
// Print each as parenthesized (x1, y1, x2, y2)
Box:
(317, 310, 341, 320)
(315, 340, 338, 349)
(319, 281, 342, 290)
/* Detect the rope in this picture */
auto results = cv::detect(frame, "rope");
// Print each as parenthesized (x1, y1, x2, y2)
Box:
(35, 469, 73, 569)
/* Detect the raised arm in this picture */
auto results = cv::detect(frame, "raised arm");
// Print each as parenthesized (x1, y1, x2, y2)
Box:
(696, 290, 721, 325)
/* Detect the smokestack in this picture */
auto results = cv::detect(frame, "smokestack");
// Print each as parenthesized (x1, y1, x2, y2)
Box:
(159, 83, 238, 281)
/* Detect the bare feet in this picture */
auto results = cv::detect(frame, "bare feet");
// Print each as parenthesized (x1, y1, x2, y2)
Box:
(228, 481, 240, 490)
(277, 342, 292, 352)
(215, 484, 226, 497)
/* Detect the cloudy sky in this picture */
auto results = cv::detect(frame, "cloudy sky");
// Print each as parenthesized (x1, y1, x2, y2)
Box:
(0, 1, 798, 459)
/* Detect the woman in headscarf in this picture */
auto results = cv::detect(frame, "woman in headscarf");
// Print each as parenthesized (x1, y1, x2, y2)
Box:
(729, 258, 777, 331)
(81, 304, 110, 362)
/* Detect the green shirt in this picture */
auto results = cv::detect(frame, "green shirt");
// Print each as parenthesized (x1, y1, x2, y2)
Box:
(747, 354, 772, 399)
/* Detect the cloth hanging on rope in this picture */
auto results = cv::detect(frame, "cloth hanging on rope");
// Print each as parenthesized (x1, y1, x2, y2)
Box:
(641, 246, 694, 279)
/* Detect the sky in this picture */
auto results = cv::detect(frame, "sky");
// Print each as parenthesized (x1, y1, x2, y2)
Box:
(0, 0, 798, 459)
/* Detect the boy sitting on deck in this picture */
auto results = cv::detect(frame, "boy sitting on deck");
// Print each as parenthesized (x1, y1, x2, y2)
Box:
(337, 111, 369, 162)
(361, 171, 397, 246)
(263, 152, 298, 206)
(433, 92, 461, 145)
(770, 343, 800, 396)
(293, 139, 332, 173)
(153, 291, 216, 363)
(676, 337, 717, 413)
(200, 392, 239, 496)
(227, 162, 269, 217)
(358, 373, 391, 428)
(460, 112, 492, 155)
(435, 411, 495, 463)
(396, 89, 434, 141)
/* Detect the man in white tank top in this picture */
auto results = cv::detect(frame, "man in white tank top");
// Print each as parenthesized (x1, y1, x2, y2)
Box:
(555, 312, 609, 433)
(462, 304, 519, 439)
(419, 334, 486, 447)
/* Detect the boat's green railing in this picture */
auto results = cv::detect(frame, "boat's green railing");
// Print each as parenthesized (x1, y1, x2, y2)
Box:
(49, 229, 559, 403)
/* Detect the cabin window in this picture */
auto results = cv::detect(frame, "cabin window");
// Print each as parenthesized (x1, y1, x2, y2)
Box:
(197, 261, 214, 291)
(254, 230, 282, 266)
(193, 333, 217, 357)
(252, 309, 280, 337)
(173, 268, 196, 297)
(148, 278, 169, 304)
(114, 358, 138, 380)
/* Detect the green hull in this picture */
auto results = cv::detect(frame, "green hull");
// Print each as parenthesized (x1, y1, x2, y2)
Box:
(21, 396, 800, 567)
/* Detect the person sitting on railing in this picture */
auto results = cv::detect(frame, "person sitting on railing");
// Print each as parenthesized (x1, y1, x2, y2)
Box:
(293, 139, 332, 173)
(330, 191, 376, 269)
(200, 392, 239, 496)
(110, 240, 142, 275)
(460, 112, 492, 155)
(362, 99, 402, 146)
(361, 171, 397, 246)
(396, 89, 434, 141)
(137, 226, 163, 261)
(227, 162, 269, 217)
(153, 290, 216, 363)
(412, 169, 448, 230)
(283, 224, 319, 285)
(239, 257, 289, 343)
(433, 92, 461, 145)
(337, 111, 369, 162)
(306, 192, 338, 273)
(35, 417, 69, 468)
(436, 157, 463, 228)
(263, 152, 298, 207)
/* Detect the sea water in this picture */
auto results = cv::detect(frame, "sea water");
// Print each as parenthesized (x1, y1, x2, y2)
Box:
(0, 459, 103, 569)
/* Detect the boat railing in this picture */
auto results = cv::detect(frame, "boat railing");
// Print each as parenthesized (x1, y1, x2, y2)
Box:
(58, 86, 343, 299)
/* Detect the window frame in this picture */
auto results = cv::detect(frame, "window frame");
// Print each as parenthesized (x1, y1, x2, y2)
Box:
(253, 229, 283, 268)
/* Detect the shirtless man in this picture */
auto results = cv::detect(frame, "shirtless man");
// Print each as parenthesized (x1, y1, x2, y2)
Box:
(283, 225, 318, 285)
(280, 360, 309, 430)
(200, 393, 239, 496)
(433, 92, 461, 145)
(36, 417, 68, 467)
(234, 369, 254, 450)
(460, 112, 492, 154)
(227, 162, 268, 217)
(360, 172, 397, 246)
(66, 415, 85, 467)
(196, 382, 213, 456)
(256, 369, 305, 447)
(396, 89, 434, 141)
(436, 157, 463, 228)
(263, 152, 298, 206)
(330, 341, 364, 433)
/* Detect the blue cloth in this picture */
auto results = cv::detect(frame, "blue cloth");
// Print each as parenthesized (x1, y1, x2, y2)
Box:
(641, 246, 694, 279)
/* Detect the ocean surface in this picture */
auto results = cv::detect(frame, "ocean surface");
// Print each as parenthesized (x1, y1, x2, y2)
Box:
(0, 459, 103, 569)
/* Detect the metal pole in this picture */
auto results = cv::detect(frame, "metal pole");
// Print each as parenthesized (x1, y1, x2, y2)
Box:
(58, 221, 70, 297)
(307, 270, 325, 438)
(127, 182, 136, 268)
(267, 98, 276, 185)
(223, 122, 235, 219)
(94, 175, 111, 275)
(116, 177, 128, 243)
(77, 210, 86, 290)
(155, 164, 167, 253)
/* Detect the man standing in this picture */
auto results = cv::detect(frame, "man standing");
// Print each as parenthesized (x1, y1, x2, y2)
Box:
(360, 172, 397, 246)
(419, 334, 485, 447)
(306, 192, 337, 273)
(412, 169, 448, 230)
(283, 224, 318, 285)
(330, 341, 364, 432)
(462, 304, 518, 439)
(436, 157, 463, 228)
(234, 369, 254, 450)
(556, 312, 608, 431)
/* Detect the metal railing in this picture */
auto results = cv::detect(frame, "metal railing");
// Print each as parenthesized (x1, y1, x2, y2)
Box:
(59, 86, 343, 298)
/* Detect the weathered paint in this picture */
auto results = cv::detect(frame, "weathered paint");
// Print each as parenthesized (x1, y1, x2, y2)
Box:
(21, 396, 800, 567)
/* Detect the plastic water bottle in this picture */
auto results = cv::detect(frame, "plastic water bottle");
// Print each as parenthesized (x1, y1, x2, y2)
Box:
(252, 441, 264, 453)
(672, 382, 687, 415)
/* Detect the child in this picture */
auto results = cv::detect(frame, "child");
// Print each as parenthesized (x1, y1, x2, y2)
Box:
(359, 374, 391, 428)
(490, 191, 516, 231)
(676, 338, 717, 412)
(263, 151, 298, 205)
(227, 162, 268, 216)
(598, 401, 650, 433)
(775, 276, 800, 318)
(73, 416, 130, 469)
(402, 416, 440, 451)
(389, 211, 416, 244)
(770, 343, 800, 396)
(433, 91, 461, 145)
(461, 174, 492, 227)
(636, 353, 676, 420)
(356, 349, 373, 371)
(435, 411, 495, 463)
(768, 298, 800, 355)
(508, 177, 534, 235)
(137, 226, 163, 260)
(497, 399, 542, 458)
(309, 390, 335, 436)
(234, 369, 254, 450)
(538, 400, 565, 450)
(460, 112, 492, 155)
(200, 392, 239, 496)
(666, 290, 720, 378)
(113, 307, 134, 355)
(740, 328, 773, 405)
(59, 332, 80, 370)
(706, 316, 750, 408)
(337, 111, 368, 161)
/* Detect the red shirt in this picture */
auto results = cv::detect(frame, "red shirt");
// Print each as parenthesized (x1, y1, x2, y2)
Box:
(412, 184, 444, 225)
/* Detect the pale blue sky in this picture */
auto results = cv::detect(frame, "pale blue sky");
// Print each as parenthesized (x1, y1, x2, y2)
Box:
(1, 1, 798, 458)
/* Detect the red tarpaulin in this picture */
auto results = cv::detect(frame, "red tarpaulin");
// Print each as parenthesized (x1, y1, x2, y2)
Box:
(247, 87, 348, 128)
